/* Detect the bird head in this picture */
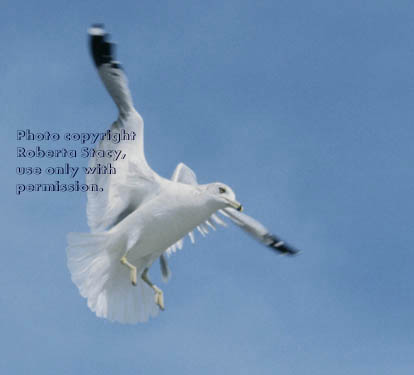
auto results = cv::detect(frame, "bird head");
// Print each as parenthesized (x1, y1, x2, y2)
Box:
(202, 183, 243, 211)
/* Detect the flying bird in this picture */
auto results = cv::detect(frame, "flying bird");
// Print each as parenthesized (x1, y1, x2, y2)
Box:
(67, 25, 299, 324)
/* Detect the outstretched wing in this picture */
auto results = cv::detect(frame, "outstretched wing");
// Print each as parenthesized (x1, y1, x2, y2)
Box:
(89, 25, 134, 117)
(87, 25, 159, 232)
(164, 163, 298, 256)
(222, 208, 299, 255)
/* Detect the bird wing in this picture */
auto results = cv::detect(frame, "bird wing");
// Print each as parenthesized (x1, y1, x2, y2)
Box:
(167, 163, 299, 256)
(170, 162, 198, 185)
(221, 208, 299, 255)
(87, 25, 160, 232)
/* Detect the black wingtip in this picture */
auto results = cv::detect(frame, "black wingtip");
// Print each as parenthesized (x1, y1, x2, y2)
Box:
(265, 234, 300, 256)
(88, 24, 114, 68)
(110, 61, 122, 69)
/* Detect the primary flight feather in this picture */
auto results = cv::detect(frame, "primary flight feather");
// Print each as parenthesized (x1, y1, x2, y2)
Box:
(67, 25, 298, 324)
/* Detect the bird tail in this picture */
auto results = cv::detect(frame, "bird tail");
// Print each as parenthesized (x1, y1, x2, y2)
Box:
(66, 232, 159, 324)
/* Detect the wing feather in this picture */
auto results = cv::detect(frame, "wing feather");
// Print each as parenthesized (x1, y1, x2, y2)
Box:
(222, 208, 299, 255)
(87, 25, 159, 232)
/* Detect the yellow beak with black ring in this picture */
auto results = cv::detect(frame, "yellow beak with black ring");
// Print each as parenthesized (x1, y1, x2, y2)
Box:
(225, 198, 243, 211)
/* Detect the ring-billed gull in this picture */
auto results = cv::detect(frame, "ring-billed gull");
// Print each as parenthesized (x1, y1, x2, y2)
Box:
(67, 25, 299, 324)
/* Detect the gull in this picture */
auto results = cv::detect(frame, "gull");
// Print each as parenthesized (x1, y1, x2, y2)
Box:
(67, 25, 299, 324)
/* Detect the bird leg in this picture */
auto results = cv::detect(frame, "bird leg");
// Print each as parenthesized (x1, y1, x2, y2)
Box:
(141, 268, 165, 310)
(120, 256, 137, 286)
(159, 254, 171, 282)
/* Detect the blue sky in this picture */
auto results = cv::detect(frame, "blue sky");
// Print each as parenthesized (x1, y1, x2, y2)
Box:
(2, 0, 414, 373)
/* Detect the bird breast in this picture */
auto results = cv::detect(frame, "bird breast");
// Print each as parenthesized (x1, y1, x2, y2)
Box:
(120, 183, 218, 260)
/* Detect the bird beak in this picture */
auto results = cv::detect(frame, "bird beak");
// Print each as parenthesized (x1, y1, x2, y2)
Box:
(226, 199, 243, 211)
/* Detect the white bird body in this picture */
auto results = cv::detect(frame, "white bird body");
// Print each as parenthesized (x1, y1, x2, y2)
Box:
(68, 179, 226, 323)
(115, 180, 223, 263)
(67, 25, 298, 324)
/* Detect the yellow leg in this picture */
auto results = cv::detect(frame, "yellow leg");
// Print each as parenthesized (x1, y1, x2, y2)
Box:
(142, 268, 165, 310)
(120, 256, 137, 286)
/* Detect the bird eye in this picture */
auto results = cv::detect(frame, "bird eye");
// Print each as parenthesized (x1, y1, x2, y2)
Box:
(219, 187, 226, 194)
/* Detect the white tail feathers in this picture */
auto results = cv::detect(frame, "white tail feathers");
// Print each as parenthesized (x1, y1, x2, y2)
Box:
(66, 232, 159, 324)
